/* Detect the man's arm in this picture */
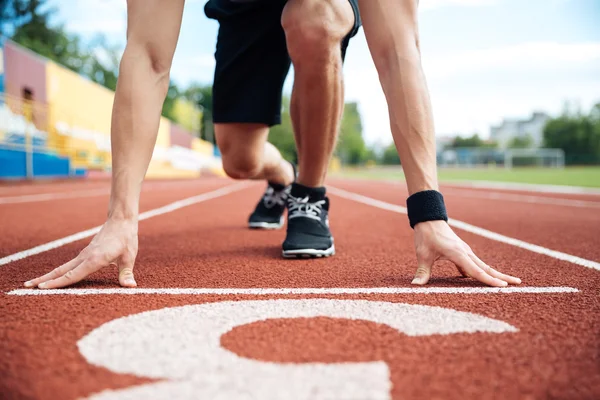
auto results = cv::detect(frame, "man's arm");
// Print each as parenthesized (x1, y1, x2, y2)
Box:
(357, 0, 521, 287)
(24, 0, 185, 289)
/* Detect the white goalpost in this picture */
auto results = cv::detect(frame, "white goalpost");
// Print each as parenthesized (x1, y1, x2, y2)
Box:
(438, 148, 565, 169)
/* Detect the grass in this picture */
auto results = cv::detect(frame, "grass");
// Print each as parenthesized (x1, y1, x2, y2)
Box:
(332, 166, 600, 188)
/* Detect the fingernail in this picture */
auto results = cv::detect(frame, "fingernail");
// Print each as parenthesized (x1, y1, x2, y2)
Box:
(125, 279, 136, 286)
(499, 281, 508, 287)
(24, 281, 33, 288)
(411, 277, 421, 285)
(38, 283, 47, 289)
(515, 278, 522, 284)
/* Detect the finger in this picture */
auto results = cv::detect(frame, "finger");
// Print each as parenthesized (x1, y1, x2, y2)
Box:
(456, 264, 469, 278)
(412, 257, 433, 286)
(469, 253, 521, 285)
(118, 260, 137, 288)
(24, 257, 82, 288)
(450, 252, 508, 287)
(38, 260, 100, 289)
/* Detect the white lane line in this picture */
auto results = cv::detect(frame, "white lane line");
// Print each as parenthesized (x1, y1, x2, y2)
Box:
(442, 188, 600, 209)
(442, 180, 600, 195)
(6, 286, 579, 296)
(328, 186, 600, 271)
(0, 179, 227, 205)
(0, 189, 109, 204)
(0, 182, 250, 266)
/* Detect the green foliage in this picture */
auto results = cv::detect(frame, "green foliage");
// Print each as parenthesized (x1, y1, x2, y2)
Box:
(268, 97, 297, 163)
(450, 134, 497, 149)
(84, 35, 120, 91)
(543, 103, 600, 165)
(3, 0, 122, 93)
(381, 143, 401, 165)
(182, 83, 214, 143)
(508, 135, 533, 149)
(335, 102, 369, 165)
(161, 81, 180, 122)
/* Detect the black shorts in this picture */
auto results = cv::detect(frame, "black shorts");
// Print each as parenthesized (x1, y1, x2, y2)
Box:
(205, 0, 361, 126)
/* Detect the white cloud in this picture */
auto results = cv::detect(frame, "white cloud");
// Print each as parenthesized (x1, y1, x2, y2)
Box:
(423, 42, 600, 79)
(342, 35, 600, 144)
(58, 0, 126, 37)
(191, 54, 216, 69)
(68, 19, 125, 34)
(83, 0, 126, 13)
(170, 54, 216, 87)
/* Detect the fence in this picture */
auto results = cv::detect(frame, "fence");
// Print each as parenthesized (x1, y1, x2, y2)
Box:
(438, 147, 565, 169)
(0, 92, 86, 179)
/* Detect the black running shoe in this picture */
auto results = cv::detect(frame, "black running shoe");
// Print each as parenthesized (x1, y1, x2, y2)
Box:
(248, 183, 290, 229)
(282, 183, 335, 258)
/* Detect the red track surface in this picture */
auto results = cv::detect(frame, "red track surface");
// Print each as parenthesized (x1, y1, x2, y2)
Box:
(1, 177, 599, 400)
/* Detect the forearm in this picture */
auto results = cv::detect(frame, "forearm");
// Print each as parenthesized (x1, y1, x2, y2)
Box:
(107, 0, 185, 221)
(381, 54, 438, 195)
(108, 48, 170, 221)
(359, 0, 438, 195)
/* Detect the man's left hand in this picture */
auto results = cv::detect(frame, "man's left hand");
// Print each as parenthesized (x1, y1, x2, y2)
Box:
(412, 220, 522, 287)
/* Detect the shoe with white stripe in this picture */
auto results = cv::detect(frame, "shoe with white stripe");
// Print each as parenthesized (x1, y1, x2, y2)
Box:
(248, 183, 290, 229)
(282, 186, 334, 258)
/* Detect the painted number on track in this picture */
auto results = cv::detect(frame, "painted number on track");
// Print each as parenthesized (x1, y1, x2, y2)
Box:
(78, 299, 517, 400)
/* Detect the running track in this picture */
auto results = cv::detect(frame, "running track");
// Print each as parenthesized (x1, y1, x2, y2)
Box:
(1, 177, 599, 399)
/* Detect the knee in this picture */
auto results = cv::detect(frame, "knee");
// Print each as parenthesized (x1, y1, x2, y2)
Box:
(222, 156, 262, 180)
(219, 144, 262, 180)
(282, 0, 354, 63)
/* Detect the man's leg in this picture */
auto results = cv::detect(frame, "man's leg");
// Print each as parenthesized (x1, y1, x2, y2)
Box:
(279, 0, 359, 258)
(216, 124, 294, 187)
(282, 0, 356, 187)
(216, 123, 295, 229)
(205, 0, 295, 229)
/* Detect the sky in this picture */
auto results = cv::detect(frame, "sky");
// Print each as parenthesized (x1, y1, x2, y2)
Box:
(50, 0, 600, 145)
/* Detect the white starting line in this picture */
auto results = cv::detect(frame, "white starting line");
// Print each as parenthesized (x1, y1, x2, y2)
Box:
(7, 286, 579, 296)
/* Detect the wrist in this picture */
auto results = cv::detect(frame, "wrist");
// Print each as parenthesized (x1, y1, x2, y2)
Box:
(406, 190, 448, 229)
(107, 210, 138, 223)
(108, 198, 139, 222)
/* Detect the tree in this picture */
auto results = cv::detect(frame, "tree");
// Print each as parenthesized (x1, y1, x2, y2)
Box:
(543, 103, 600, 165)
(183, 84, 214, 144)
(161, 81, 180, 122)
(335, 102, 368, 165)
(450, 133, 496, 148)
(83, 34, 121, 91)
(381, 143, 401, 165)
(2, 0, 123, 89)
(268, 96, 297, 163)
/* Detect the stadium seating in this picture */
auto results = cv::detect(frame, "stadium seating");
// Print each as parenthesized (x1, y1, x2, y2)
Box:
(0, 102, 85, 179)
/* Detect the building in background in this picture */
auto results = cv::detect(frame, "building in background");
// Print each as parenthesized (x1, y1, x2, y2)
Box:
(490, 112, 550, 148)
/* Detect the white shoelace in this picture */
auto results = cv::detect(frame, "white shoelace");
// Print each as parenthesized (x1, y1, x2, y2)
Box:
(263, 186, 289, 208)
(288, 196, 326, 221)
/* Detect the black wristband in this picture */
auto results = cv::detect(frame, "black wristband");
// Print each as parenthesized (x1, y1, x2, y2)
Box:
(406, 190, 448, 229)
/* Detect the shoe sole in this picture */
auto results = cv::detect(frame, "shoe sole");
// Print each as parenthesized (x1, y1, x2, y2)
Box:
(248, 217, 284, 230)
(282, 244, 336, 259)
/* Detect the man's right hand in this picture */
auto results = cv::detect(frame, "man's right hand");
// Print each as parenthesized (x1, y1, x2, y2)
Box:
(24, 218, 139, 289)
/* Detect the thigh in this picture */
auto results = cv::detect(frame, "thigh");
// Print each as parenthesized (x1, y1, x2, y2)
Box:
(205, 0, 291, 127)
